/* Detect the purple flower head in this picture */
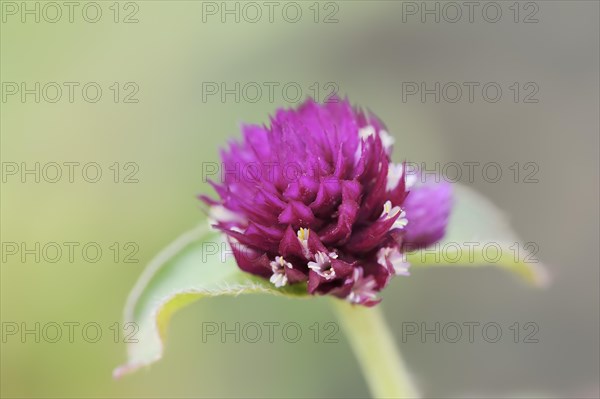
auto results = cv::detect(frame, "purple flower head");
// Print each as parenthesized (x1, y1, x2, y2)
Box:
(202, 98, 452, 306)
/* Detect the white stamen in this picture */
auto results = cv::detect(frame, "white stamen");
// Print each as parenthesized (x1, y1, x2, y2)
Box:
(358, 125, 376, 140)
(381, 200, 408, 230)
(386, 163, 418, 191)
(386, 163, 403, 192)
(208, 205, 246, 228)
(379, 130, 395, 152)
(346, 268, 378, 304)
(269, 256, 293, 288)
(355, 126, 375, 165)
(270, 273, 287, 288)
(392, 210, 408, 230)
(297, 228, 311, 258)
(358, 125, 395, 154)
(377, 247, 410, 276)
(308, 251, 338, 280)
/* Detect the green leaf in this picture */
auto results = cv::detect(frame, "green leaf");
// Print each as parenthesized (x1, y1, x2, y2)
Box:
(113, 225, 306, 378)
(407, 184, 549, 286)
(115, 185, 547, 378)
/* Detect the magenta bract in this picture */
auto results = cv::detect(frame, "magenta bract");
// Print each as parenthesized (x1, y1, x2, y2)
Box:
(202, 98, 452, 306)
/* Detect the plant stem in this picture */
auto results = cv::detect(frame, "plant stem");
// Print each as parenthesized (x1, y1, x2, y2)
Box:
(331, 299, 419, 398)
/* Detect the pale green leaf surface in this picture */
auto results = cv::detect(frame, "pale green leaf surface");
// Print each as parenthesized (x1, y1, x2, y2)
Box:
(113, 225, 306, 378)
(407, 184, 549, 286)
(115, 185, 547, 378)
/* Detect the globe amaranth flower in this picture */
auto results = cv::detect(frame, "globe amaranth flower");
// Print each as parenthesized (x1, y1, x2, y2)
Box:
(201, 98, 452, 306)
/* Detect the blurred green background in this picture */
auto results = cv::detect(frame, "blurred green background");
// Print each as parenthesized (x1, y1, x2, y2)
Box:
(1, 1, 598, 397)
